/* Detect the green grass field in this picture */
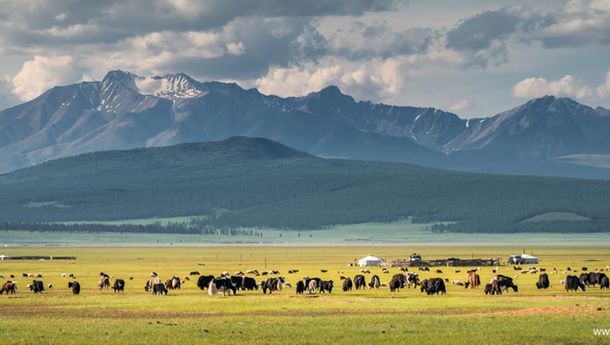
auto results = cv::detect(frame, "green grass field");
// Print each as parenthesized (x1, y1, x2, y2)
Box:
(1, 246, 609, 344)
(4, 219, 610, 246)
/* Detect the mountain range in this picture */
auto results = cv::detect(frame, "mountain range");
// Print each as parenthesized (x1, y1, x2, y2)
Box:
(1, 70, 609, 179)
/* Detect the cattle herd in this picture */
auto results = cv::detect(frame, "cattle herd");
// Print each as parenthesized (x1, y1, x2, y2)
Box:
(0, 265, 609, 297)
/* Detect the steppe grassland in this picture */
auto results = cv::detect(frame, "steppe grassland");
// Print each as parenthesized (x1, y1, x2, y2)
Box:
(0, 246, 609, 345)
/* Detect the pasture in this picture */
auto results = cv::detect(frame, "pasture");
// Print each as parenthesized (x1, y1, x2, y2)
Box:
(0, 246, 609, 345)
(4, 220, 610, 246)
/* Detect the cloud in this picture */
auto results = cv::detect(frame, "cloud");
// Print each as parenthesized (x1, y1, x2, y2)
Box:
(11, 55, 86, 101)
(443, 2, 610, 66)
(0, 75, 19, 108)
(324, 21, 436, 60)
(448, 99, 472, 113)
(512, 75, 593, 100)
(0, 0, 398, 47)
(445, 6, 548, 67)
(226, 42, 245, 56)
(256, 45, 466, 101)
(79, 17, 329, 80)
(597, 68, 610, 98)
(535, 0, 610, 47)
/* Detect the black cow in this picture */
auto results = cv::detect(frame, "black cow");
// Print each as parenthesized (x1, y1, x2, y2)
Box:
(389, 276, 402, 292)
(144, 279, 153, 292)
(493, 275, 518, 293)
(113, 279, 125, 293)
(242, 277, 258, 291)
(484, 283, 495, 295)
(230, 276, 244, 290)
(303, 277, 321, 290)
(601, 276, 609, 289)
(581, 272, 608, 287)
(153, 283, 168, 295)
(406, 273, 420, 288)
(165, 276, 181, 290)
(197, 275, 215, 290)
(68, 281, 81, 295)
(420, 278, 446, 295)
(353, 275, 366, 290)
(296, 280, 305, 294)
(190, 271, 200, 276)
(565, 275, 586, 292)
(368, 275, 381, 289)
(212, 278, 237, 296)
(579, 273, 590, 286)
(536, 273, 550, 289)
(342, 278, 353, 292)
(29, 280, 44, 294)
(261, 277, 284, 294)
(391, 273, 407, 288)
(319, 280, 333, 293)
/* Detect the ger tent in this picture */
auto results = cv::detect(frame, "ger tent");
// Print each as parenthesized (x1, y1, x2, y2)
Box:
(357, 255, 383, 267)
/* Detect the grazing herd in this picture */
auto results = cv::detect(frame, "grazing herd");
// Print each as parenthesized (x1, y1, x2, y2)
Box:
(1, 264, 608, 299)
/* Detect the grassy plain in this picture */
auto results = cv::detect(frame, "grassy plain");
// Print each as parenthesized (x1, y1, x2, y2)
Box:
(0, 246, 609, 345)
(4, 219, 610, 246)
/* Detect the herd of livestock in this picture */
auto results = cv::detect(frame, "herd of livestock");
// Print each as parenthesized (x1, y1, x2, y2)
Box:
(0, 265, 609, 297)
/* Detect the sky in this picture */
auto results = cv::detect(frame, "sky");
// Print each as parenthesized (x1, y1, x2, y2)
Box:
(1, 0, 610, 118)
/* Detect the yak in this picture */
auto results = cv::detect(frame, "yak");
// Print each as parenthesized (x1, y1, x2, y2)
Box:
(242, 277, 258, 291)
(319, 280, 333, 293)
(211, 278, 236, 296)
(492, 275, 518, 293)
(153, 283, 168, 295)
(368, 275, 381, 289)
(113, 279, 125, 293)
(29, 280, 44, 294)
(307, 279, 318, 294)
(353, 274, 366, 290)
(342, 277, 353, 292)
(536, 273, 550, 289)
(68, 281, 81, 295)
(467, 272, 481, 289)
(296, 280, 305, 294)
(197, 275, 215, 290)
(581, 272, 608, 287)
(0, 281, 16, 295)
(565, 275, 586, 292)
(391, 273, 406, 289)
(261, 277, 284, 294)
(389, 276, 402, 292)
(420, 278, 446, 295)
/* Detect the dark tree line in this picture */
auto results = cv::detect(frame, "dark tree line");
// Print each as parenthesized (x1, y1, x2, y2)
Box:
(0, 221, 264, 236)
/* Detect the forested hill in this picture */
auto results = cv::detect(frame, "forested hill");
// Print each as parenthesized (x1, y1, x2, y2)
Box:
(1, 136, 609, 233)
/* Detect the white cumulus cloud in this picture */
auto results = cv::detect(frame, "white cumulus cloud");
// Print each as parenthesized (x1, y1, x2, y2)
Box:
(12, 55, 85, 101)
(449, 98, 471, 113)
(512, 75, 593, 100)
(597, 68, 610, 98)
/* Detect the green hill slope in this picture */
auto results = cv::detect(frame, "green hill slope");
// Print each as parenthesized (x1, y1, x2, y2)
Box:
(1, 136, 609, 233)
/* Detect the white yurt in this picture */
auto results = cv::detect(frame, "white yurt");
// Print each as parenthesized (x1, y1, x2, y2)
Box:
(508, 254, 539, 264)
(357, 255, 383, 267)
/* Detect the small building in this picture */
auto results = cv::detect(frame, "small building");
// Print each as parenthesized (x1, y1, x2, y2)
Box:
(508, 254, 539, 264)
(358, 255, 383, 267)
(409, 253, 422, 263)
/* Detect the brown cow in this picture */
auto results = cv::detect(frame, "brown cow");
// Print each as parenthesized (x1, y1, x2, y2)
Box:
(0, 281, 16, 294)
(98, 275, 110, 290)
(467, 271, 481, 289)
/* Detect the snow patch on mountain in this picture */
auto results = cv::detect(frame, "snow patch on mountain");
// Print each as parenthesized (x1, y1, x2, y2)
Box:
(134, 74, 205, 100)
